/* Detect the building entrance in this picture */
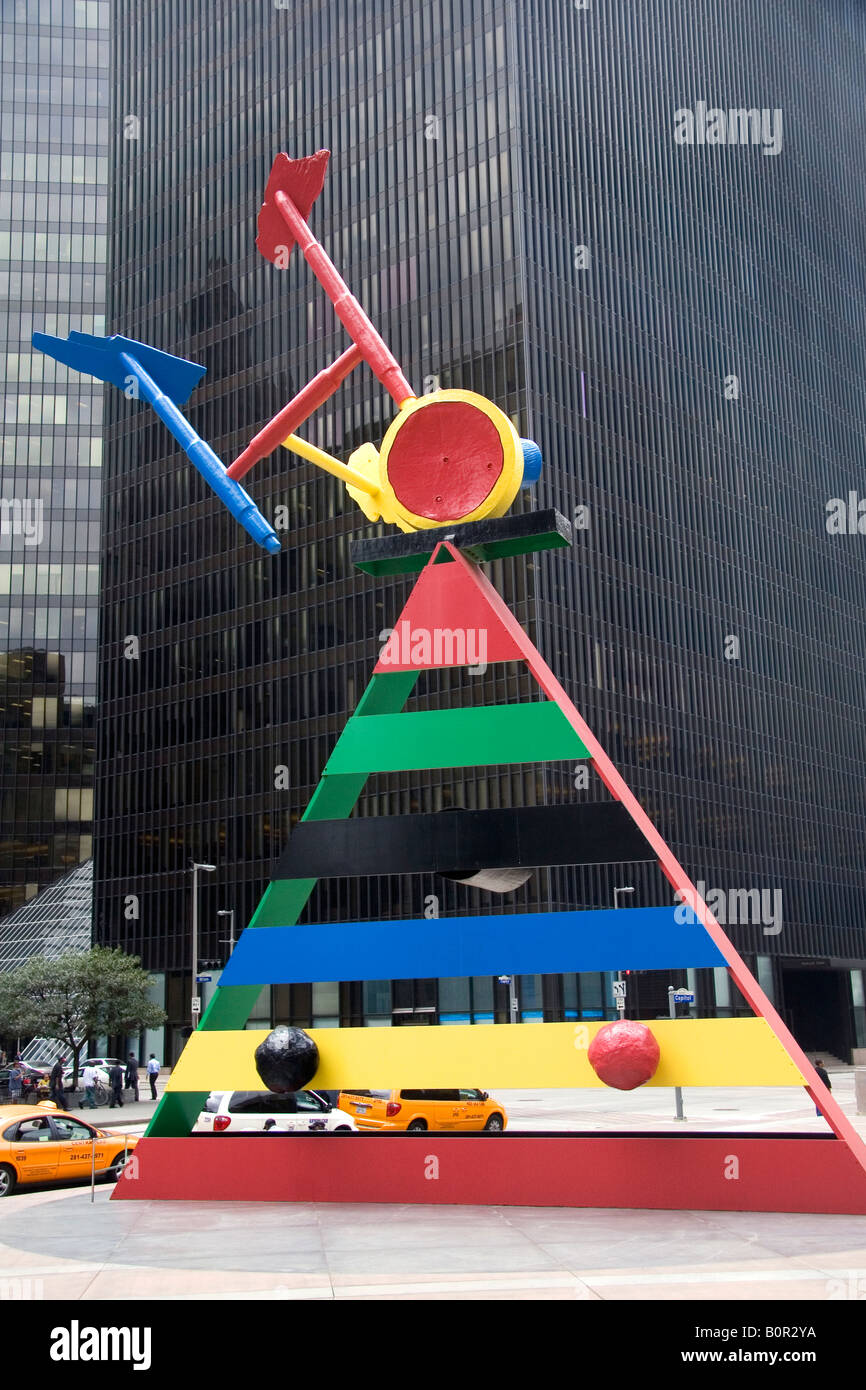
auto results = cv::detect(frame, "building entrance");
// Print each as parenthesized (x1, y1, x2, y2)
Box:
(781, 967, 850, 1061)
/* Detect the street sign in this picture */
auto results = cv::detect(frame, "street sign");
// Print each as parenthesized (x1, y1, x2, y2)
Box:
(672, 991, 694, 1003)
(497, 975, 512, 984)
(612, 981, 626, 999)
(196, 974, 212, 983)
(191, 997, 201, 1014)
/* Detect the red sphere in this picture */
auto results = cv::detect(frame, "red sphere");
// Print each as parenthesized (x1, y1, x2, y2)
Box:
(588, 1021, 660, 1091)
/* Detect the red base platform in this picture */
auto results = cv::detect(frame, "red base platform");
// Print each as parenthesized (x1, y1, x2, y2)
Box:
(113, 1133, 866, 1214)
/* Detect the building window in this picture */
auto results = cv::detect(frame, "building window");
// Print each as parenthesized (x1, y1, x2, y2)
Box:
(312, 980, 339, 1028)
(363, 978, 391, 1023)
(518, 973, 543, 1022)
(851, 971, 866, 1050)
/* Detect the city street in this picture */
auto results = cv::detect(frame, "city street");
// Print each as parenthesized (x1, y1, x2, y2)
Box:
(56, 1068, 865, 1137)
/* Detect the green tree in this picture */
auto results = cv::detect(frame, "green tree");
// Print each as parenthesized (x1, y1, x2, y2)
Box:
(0, 948, 166, 1088)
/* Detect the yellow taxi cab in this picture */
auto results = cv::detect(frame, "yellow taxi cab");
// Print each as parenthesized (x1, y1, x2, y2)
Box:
(0, 1101, 138, 1197)
(337, 1088, 507, 1133)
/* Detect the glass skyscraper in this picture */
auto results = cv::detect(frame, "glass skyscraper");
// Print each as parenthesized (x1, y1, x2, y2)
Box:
(0, 0, 109, 926)
(96, 0, 866, 1063)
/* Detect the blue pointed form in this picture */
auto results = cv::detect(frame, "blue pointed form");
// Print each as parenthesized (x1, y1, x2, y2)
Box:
(32, 332, 280, 554)
(32, 331, 206, 403)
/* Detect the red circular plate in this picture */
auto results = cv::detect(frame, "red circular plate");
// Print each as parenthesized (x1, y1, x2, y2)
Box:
(385, 401, 504, 521)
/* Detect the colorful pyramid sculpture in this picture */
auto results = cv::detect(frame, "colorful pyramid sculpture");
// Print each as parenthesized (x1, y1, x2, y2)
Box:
(115, 528, 866, 1213)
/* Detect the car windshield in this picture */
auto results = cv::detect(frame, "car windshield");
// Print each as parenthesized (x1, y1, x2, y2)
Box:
(52, 1117, 95, 1140)
(227, 1092, 300, 1114)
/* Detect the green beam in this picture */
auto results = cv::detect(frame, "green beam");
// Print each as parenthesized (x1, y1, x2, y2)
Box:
(324, 702, 590, 775)
(144, 1088, 203, 1139)
(144, 671, 419, 1138)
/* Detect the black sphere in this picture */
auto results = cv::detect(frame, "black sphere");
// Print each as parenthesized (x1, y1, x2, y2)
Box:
(254, 1025, 319, 1093)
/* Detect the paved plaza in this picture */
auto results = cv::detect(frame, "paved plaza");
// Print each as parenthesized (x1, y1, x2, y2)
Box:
(3, 1185, 866, 1302)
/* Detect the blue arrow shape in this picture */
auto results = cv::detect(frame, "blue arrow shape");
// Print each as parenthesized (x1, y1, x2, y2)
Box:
(32, 331, 280, 554)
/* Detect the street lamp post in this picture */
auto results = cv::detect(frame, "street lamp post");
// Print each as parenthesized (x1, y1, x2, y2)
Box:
(217, 908, 236, 956)
(612, 886, 635, 1018)
(190, 862, 216, 1029)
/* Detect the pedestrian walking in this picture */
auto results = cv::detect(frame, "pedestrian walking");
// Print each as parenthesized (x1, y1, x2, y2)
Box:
(49, 1056, 67, 1109)
(80, 1063, 98, 1109)
(8, 1062, 23, 1105)
(108, 1060, 124, 1108)
(814, 1059, 831, 1116)
(125, 1052, 140, 1102)
(146, 1054, 160, 1100)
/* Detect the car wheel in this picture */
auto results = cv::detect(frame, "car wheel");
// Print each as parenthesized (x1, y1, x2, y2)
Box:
(333, 1125, 353, 1133)
(0, 1164, 16, 1197)
(407, 1119, 427, 1132)
(106, 1152, 133, 1182)
(484, 1113, 505, 1132)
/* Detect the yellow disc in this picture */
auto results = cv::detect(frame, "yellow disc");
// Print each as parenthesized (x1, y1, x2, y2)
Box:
(377, 389, 524, 532)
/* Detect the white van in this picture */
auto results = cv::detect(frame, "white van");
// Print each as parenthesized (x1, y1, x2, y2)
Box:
(194, 1089, 357, 1134)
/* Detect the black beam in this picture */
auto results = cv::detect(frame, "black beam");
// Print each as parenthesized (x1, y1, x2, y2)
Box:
(272, 803, 652, 880)
(351, 507, 572, 575)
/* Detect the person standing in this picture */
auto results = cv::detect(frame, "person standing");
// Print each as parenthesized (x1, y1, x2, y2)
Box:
(8, 1062, 23, 1105)
(125, 1053, 140, 1102)
(814, 1059, 832, 1116)
(145, 1054, 161, 1101)
(108, 1060, 124, 1108)
(49, 1056, 67, 1109)
(80, 1062, 98, 1109)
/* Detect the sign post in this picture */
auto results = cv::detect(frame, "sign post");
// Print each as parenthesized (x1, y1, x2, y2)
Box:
(498, 975, 519, 1022)
(668, 986, 690, 1121)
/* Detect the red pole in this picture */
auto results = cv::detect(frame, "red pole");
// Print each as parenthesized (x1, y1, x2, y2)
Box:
(274, 190, 415, 409)
(228, 343, 363, 481)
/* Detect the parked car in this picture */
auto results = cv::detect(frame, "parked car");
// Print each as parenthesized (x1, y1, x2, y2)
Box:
(338, 1088, 508, 1132)
(0, 1064, 48, 1102)
(62, 1057, 125, 1090)
(193, 1090, 358, 1134)
(0, 1101, 138, 1196)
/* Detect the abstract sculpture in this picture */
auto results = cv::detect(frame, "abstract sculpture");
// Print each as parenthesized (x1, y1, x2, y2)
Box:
(34, 151, 541, 546)
(33, 150, 866, 1214)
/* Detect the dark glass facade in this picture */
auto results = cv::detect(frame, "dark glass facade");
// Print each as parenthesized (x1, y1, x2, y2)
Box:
(96, 0, 866, 1063)
(0, 0, 109, 923)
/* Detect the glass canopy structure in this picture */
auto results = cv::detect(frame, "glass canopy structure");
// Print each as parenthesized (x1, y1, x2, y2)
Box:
(0, 856, 92, 974)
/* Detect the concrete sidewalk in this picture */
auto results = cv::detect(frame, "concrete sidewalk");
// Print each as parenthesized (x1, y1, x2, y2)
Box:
(2, 1185, 865, 1302)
